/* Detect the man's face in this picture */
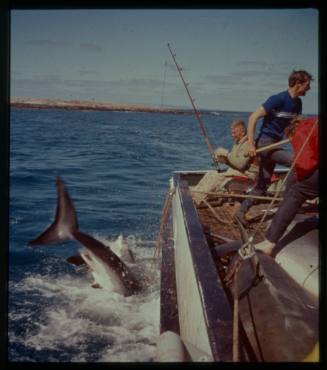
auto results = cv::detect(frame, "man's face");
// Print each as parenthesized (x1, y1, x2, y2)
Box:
(231, 126, 245, 143)
(296, 78, 311, 96)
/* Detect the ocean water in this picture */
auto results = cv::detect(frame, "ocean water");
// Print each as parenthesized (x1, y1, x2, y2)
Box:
(9, 108, 248, 362)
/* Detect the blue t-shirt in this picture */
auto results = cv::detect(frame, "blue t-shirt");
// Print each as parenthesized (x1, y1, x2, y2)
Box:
(259, 90, 302, 140)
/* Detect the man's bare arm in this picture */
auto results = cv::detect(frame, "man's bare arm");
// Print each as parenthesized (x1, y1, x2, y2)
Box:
(247, 106, 267, 157)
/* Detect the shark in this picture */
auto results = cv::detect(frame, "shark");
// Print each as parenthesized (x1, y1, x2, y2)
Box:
(28, 177, 142, 296)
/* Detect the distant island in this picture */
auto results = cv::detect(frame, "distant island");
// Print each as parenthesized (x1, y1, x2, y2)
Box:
(10, 97, 217, 116)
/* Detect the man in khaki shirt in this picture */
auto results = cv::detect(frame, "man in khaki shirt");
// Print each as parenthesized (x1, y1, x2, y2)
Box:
(192, 119, 258, 205)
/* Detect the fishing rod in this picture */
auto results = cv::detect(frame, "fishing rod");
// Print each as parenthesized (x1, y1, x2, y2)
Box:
(167, 43, 220, 170)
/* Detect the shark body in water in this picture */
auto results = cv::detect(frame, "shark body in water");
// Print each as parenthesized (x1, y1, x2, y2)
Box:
(28, 177, 142, 296)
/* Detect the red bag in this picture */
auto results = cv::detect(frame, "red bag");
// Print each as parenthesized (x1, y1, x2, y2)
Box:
(291, 117, 318, 181)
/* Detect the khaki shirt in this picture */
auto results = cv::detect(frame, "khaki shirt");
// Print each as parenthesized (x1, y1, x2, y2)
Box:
(226, 135, 258, 179)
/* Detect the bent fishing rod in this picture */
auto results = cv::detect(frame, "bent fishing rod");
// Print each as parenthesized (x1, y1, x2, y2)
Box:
(167, 43, 221, 171)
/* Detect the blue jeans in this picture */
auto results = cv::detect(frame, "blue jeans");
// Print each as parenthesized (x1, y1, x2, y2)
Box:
(239, 136, 293, 214)
(266, 169, 318, 243)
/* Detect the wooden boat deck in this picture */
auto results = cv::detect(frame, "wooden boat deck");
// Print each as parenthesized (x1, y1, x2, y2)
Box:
(159, 170, 318, 361)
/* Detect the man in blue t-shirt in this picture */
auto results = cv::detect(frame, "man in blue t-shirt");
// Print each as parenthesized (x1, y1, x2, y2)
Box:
(236, 70, 313, 225)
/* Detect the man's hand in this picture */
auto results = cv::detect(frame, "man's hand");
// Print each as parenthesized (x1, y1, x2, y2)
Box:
(214, 147, 229, 164)
(214, 147, 228, 157)
(248, 143, 257, 157)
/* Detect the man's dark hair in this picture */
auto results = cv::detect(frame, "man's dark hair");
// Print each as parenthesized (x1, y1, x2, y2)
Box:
(288, 70, 313, 87)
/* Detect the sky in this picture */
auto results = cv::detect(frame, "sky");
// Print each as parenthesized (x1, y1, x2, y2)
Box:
(11, 8, 319, 113)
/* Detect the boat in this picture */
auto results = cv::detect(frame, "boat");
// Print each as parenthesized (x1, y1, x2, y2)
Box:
(156, 168, 319, 362)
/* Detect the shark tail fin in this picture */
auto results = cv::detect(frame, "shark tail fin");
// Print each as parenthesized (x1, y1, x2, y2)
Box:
(28, 177, 79, 246)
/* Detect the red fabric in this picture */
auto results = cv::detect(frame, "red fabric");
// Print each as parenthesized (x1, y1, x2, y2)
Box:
(291, 117, 319, 181)
(270, 173, 280, 183)
(231, 175, 251, 181)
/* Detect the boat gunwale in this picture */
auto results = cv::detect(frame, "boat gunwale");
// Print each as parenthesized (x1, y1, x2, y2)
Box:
(159, 205, 180, 335)
(172, 172, 234, 362)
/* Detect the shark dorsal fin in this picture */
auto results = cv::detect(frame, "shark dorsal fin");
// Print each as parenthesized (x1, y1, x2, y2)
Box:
(29, 177, 79, 246)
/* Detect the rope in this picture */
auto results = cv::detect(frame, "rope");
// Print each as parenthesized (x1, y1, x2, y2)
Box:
(202, 199, 234, 225)
(232, 262, 241, 362)
(191, 189, 283, 202)
(227, 120, 318, 361)
(249, 119, 318, 242)
(202, 198, 241, 240)
(153, 187, 176, 260)
(141, 188, 176, 289)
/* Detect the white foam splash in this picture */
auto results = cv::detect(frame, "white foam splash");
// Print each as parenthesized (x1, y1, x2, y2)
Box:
(9, 234, 160, 362)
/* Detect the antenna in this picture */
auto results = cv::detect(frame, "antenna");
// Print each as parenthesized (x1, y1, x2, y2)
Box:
(160, 61, 168, 109)
(167, 43, 219, 169)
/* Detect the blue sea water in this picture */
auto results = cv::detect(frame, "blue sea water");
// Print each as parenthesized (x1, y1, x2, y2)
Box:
(9, 108, 249, 362)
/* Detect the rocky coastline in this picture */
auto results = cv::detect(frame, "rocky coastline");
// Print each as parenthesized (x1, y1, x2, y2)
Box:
(10, 97, 214, 115)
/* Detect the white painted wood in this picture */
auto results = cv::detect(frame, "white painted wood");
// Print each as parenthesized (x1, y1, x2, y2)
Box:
(183, 339, 213, 361)
(155, 331, 187, 362)
(276, 229, 319, 297)
(172, 189, 213, 360)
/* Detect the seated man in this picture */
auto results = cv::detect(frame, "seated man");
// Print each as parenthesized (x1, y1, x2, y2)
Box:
(191, 119, 259, 206)
(255, 116, 318, 255)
